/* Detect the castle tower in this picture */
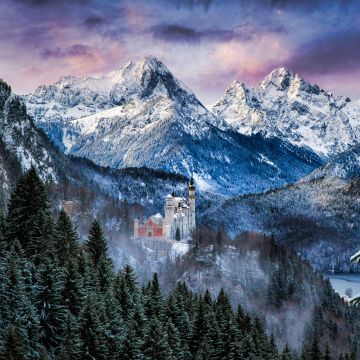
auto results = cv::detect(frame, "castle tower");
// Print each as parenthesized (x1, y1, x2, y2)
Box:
(163, 194, 174, 239)
(188, 177, 196, 232)
(134, 219, 139, 239)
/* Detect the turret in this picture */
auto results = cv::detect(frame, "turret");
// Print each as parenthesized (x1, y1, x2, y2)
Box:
(164, 194, 174, 239)
(188, 177, 196, 231)
(134, 218, 139, 239)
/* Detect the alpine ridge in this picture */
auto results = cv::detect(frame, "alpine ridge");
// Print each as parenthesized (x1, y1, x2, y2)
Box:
(212, 67, 360, 158)
(25, 56, 322, 196)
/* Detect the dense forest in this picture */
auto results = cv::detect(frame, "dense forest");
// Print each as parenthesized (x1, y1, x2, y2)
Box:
(0, 167, 356, 359)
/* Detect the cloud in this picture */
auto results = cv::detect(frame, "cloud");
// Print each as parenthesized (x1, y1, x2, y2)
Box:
(84, 15, 106, 28)
(150, 23, 287, 43)
(286, 30, 360, 75)
(40, 44, 94, 59)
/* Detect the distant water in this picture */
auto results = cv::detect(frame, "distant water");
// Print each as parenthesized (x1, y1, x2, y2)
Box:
(325, 273, 360, 297)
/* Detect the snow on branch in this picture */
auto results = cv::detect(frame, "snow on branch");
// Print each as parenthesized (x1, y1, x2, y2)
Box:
(350, 250, 360, 263)
(350, 293, 360, 306)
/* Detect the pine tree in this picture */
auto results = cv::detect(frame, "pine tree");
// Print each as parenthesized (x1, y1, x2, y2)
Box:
(121, 324, 143, 360)
(0, 247, 39, 359)
(281, 344, 293, 360)
(165, 319, 184, 360)
(175, 227, 181, 241)
(103, 290, 124, 359)
(145, 273, 164, 320)
(190, 299, 214, 357)
(61, 259, 82, 316)
(58, 314, 81, 360)
(97, 254, 114, 293)
(114, 271, 135, 320)
(5, 167, 52, 259)
(143, 317, 171, 360)
(302, 338, 322, 360)
(0, 325, 27, 360)
(0, 213, 6, 256)
(35, 260, 66, 353)
(85, 220, 109, 267)
(79, 295, 107, 360)
(55, 210, 79, 266)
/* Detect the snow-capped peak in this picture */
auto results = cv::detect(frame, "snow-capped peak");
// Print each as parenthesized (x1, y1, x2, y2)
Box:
(259, 67, 294, 91)
(212, 68, 360, 158)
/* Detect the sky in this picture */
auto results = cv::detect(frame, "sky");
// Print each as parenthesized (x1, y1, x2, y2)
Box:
(0, 0, 359, 104)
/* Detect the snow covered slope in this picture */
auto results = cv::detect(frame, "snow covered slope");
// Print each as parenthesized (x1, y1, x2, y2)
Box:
(212, 68, 360, 158)
(0, 79, 59, 184)
(25, 57, 322, 196)
(305, 143, 360, 180)
(203, 156, 360, 273)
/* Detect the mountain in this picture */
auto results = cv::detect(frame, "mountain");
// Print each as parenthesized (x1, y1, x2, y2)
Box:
(202, 150, 360, 272)
(0, 78, 194, 216)
(212, 68, 360, 158)
(306, 143, 360, 180)
(25, 57, 322, 196)
(0, 78, 61, 201)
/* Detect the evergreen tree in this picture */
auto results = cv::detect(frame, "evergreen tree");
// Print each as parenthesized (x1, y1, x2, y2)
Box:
(103, 289, 124, 359)
(121, 325, 143, 360)
(0, 325, 26, 360)
(55, 210, 79, 266)
(281, 344, 293, 360)
(143, 317, 171, 360)
(58, 314, 81, 360)
(175, 227, 181, 241)
(5, 167, 52, 258)
(145, 273, 164, 319)
(79, 295, 107, 360)
(61, 259, 82, 316)
(0, 247, 39, 358)
(35, 260, 66, 353)
(85, 220, 109, 267)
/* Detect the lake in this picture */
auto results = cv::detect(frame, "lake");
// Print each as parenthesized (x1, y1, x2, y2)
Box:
(325, 273, 360, 298)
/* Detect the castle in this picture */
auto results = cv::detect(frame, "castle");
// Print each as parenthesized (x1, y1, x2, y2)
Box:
(134, 178, 196, 241)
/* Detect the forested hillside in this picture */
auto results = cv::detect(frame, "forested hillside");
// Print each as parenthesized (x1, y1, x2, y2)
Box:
(0, 168, 358, 359)
(0, 166, 285, 359)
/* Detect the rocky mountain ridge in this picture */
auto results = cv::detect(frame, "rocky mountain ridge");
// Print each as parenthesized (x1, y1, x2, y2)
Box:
(212, 67, 360, 158)
(25, 57, 323, 196)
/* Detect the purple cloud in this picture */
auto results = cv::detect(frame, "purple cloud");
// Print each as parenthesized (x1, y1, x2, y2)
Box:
(286, 30, 360, 75)
(150, 23, 287, 43)
(40, 44, 94, 59)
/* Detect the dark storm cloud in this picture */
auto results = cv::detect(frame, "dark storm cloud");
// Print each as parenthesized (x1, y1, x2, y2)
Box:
(150, 23, 287, 43)
(150, 24, 234, 43)
(287, 30, 360, 75)
(84, 15, 107, 28)
(40, 44, 93, 59)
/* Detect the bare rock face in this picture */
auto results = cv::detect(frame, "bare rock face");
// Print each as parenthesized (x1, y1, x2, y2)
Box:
(0, 79, 11, 112)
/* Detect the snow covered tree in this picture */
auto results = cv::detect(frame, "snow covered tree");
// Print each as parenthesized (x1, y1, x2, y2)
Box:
(5, 166, 52, 259)
(35, 260, 66, 353)
(85, 220, 109, 267)
(0, 325, 27, 360)
(143, 317, 171, 360)
(55, 210, 79, 266)
(0, 248, 39, 358)
(79, 295, 107, 360)
(61, 259, 82, 316)
(58, 314, 81, 360)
